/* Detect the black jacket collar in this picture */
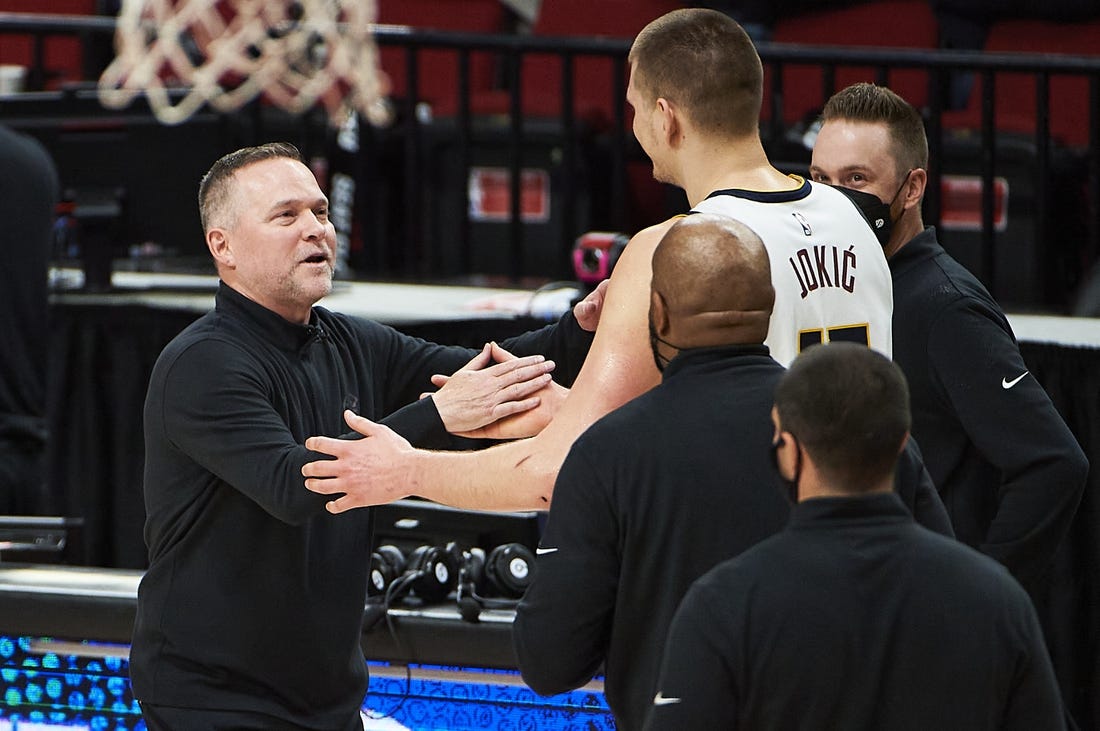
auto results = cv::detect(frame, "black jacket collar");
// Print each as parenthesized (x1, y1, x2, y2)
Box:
(662, 343, 773, 381)
(215, 282, 325, 352)
(789, 492, 911, 529)
(889, 226, 943, 275)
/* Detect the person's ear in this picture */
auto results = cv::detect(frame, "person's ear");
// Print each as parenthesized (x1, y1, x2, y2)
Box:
(903, 169, 927, 211)
(207, 228, 235, 269)
(897, 430, 911, 456)
(650, 289, 671, 337)
(655, 97, 679, 145)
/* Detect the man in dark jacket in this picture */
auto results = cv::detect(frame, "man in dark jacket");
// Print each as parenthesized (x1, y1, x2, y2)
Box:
(0, 124, 59, 515)
(646, 342, 1066, 730)
(810, 82, 1088, 599)
(132, 142, 595, 730)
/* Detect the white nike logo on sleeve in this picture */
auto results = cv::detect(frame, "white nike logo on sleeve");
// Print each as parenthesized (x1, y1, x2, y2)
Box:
(1002, 371, 1029, 389)
(535, 547, 558, 555)
(653, 692, 682, 706)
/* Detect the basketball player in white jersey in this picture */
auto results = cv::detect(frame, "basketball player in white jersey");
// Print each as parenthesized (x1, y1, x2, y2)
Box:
(301, 8, 893, 512)
(691, 184, 892, 362)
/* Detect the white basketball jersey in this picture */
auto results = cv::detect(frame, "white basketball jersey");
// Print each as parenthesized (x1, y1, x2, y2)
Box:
(691, 177, 893, 367)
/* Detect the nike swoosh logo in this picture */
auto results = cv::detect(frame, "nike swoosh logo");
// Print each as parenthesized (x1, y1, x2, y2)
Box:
(535, 547, 558, 555)
(1002, 371, 1029, 389)
(653, 692, 682, 706)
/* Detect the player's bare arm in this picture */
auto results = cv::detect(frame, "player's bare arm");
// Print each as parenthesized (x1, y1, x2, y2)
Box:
(302, 220, 674, 511)
(425, 279, 610, 439)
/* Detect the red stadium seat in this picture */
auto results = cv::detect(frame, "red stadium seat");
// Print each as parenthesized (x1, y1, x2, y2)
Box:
(769, 0, 940, 125)
(0, 1, 97, 88)
(469, 0, 681, 127)
(941, 18, 1100, 149)
(375, 0, 506, 117)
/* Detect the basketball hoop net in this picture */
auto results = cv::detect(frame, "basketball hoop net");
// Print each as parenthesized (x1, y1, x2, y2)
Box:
(97, 0, 391, 127)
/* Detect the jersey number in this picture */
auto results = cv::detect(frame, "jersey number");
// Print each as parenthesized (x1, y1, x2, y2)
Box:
(798, 324, 870, 352)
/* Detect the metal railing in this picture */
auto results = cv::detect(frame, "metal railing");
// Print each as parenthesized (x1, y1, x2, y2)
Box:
(2, 12, 1098, 308)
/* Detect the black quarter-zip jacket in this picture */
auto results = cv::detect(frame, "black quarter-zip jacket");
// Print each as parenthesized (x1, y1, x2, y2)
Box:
(132, 282, 590, 727)
(890, 227, 1087, 594)
(646, 493, 1066, 731)
(514, 345, 951, 731)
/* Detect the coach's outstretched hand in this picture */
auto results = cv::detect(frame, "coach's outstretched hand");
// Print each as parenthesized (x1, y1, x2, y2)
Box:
(430, 343, 555, 434)
(303, 411, 414, 513)
(429, 342, 567, 440)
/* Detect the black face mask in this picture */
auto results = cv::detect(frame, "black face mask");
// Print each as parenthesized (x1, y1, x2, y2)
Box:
(832, 169, 913, 248)
(647, 319, 681, 373)
(769, 433, 802, 504)
(835, 187, 893, 247)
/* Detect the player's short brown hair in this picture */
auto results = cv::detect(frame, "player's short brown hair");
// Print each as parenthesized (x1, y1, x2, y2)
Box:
(629, 8, 763, 139)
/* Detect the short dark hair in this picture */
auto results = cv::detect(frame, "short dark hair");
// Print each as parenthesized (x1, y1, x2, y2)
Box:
(774, 343, 910, 492)
(821, 82, 928, 175)
(629, 8, 763, 138)
(198, 142, 303, 232)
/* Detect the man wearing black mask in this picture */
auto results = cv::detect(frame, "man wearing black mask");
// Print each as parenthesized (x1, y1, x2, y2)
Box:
(646, 343, 1067, 730)
(513, 214, 951, 730)
(810, 83, 1087, 603)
